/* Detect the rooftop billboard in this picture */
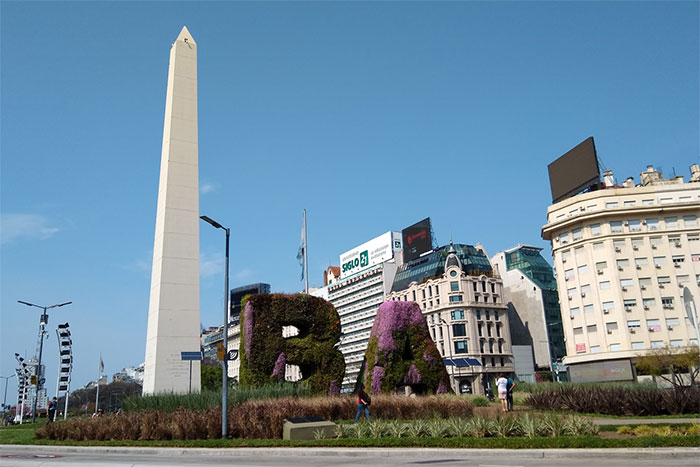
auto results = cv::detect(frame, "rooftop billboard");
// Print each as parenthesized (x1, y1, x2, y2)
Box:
(547, 137, 600, 204)
(402, 217, 433, 263)
(339, 231, 402, 279)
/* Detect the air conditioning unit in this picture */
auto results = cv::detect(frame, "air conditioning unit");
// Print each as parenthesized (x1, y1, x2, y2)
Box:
(674, 263, 681, 268)
(597, 269, 604, 275)
(568, 295, 573, 301)
(629, 328, 636, 333)
(625, 306, 632, 312)
(636, 265, 642, 270)
(663, 304, 673, 309)
(667, 325, 674, 331)
(581, 292, 586, 298)
(607, 329, 613, 334)
(562, 258, 567, 263)
(648, 327, 655, 332)
(651, 244, 657, 249)
(623, 221, 629, 226)
(615, 247, 621, 253)
(674, 242, 681, 248)
(633, 245, 639, 250)
(554, 238, 559, 243)
(603, 309, 610, 314)
(580, 206, 586, 211)
(622, 287, 628, 292)
(570, 314, 575, 319)
(640, 285, 646, 290)
(642, 220, 647, 225)
(659, 284, 665, 289)
(618, 266, 624, 271)
(655, 264, 661, 269)
(644, 305, 649, 310)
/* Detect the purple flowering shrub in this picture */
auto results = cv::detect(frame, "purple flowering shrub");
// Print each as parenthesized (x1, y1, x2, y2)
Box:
(238, 293, 345, 395)
(364, 301, 451, 395)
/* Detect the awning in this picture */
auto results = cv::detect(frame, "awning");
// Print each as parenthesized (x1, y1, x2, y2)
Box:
(442, 358, 482, 367)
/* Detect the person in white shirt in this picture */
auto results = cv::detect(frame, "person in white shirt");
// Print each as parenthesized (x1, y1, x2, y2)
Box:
(496, 374, 509, 413)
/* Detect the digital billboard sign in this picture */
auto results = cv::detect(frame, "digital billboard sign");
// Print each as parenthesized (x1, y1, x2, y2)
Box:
(568, 359, 634, 383)
(402, 217, 433, 263)
(547, 137, 601, 204)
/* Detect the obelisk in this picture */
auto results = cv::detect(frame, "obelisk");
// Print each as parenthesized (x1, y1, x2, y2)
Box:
(143, 26, 201, 394)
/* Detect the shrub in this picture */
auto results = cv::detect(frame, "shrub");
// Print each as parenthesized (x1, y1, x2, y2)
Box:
(471, 396, 489, 407)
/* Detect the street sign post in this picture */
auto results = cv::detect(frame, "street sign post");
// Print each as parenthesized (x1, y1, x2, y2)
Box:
(227, 349, 238, 361)
(180, 351, 203, 393)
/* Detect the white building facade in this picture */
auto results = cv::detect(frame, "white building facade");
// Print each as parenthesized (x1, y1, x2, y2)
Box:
(542, 165, 700, 373)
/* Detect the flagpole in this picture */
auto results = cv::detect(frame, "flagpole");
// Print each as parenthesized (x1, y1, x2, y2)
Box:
(94, 355, 101, 414)
(303, 209, 308, 294)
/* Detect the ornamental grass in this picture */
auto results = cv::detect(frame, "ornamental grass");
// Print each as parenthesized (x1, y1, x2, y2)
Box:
(37, 394, 473, 441)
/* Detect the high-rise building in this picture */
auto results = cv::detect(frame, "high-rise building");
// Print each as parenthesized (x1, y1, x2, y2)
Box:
(327, 231, 403, 392)
(387, 243, 514, 394)
(541, 164, 700, 379)
(490, 245, 566, 375)
(229, 283, 271, 323)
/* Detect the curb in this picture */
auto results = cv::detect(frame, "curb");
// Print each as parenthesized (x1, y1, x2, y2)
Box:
(2, 445, 699, 459)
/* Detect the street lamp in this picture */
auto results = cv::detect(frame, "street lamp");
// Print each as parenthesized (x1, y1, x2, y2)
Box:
(0, 373, 16, 420)
(200, 215, 230, 439)
(439, 318, 456, 393)
(18, 300, 72, 422)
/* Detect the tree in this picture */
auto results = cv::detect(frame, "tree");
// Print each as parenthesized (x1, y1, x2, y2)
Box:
(201, 364, 222, 391)
(635, 346, 700, 388)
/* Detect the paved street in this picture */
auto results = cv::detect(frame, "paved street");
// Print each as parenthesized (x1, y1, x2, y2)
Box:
(1, 446, 699, 467)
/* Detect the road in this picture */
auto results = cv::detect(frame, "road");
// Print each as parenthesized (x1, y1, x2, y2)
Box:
(1, 446, 699, 467)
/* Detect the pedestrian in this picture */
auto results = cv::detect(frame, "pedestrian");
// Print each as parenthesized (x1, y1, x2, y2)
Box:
(354, 383, 371, 423)
(47, 397, 57, 423)
(496, 374, 509, 413)
(506, 375, 515, 412)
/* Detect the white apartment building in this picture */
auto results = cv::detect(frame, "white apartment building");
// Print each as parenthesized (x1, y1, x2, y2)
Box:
(542, 165, 700, 373)
(328, 232, 403, 392)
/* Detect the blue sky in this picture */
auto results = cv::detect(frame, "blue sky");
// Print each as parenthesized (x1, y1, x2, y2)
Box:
(1, 1, 698, 399)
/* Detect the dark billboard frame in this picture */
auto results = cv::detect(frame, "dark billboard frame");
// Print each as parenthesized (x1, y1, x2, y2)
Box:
(548, 137, 601, 204)
(402, 217, 433, 263)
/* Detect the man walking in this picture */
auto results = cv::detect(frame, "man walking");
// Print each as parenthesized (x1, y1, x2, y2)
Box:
(47, 397, 57, 423)
(506, 376, 515, 412)
(354, 384, 371, 423)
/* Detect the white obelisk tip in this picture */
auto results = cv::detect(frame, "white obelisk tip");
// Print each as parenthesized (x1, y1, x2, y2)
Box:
(176, 26, 196, 44)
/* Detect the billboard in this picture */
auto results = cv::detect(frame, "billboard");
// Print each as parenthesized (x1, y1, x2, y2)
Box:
(568, 359, 634, 383)
(339, 232, 402, 279)
(547, 137, 601, 204)
(402, 217, 433, 263)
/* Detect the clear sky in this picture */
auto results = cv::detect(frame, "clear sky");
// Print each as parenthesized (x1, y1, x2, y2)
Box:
(1, 1, 698, 400)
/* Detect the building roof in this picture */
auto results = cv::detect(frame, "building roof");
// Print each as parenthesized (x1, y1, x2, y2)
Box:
(391, 243, 493, 293)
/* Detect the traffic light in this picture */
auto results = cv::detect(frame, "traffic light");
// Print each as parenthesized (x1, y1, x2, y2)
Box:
(216, 343, 226, 361)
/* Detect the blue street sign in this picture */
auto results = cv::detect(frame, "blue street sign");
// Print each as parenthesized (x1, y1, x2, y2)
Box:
(180, 351, 203, 361)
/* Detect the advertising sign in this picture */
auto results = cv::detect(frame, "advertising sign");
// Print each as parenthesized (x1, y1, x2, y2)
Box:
(575, 343, 586, 353)
(568, 359, 634, 383)
(402, 217, 432, 263)
(340, 232, 399, 279)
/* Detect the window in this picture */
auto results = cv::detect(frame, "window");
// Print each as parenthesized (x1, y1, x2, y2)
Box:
(653, 256, 666, 266)
(422, 290, 426, 299)
(573, 326, 583, 335)
(606, 322, 618, 332)
(661, 297, 674, 308)
(454, 341, 468, 354)
(620, 278, 634, 288)
(561, 250, 572, 263)
(678, 275, 689, 285)
(602, 301, 614, 313)
(610, 343, 622, 351)
(623, 200, 636, 207)
(432, 328, 436, 340)
(412, 290, 416, 301)
(476, 310, 481, 320)
(439, 327, 443, 339)
(577, 264, 588, 274)
(639, 277, 652, 288)
(494, 311, 499, 320)
(627, 320, 641, 328)
(628, 220, 641, 232)
(665, 217, 678, 228)
(595, 261, 607, 270)
(613, 239, 625, 251)
(587, 324, 597, 333)
(587, 204, 598, 211)
(651, 341, 664, 349)
(481, 281, 486, 292)
(580, 284, 591, 295)
(449, 270, 457, 277)
(570, 307, 580, 316)
(485, 310, 490, 320)
(634, 257, 648, 267)
(449, 295, 463, 303)
(672, 255, 685, 265)
(669, 236, 681, 246)
(584, 304, 594, 313)
(631, 238, 644, 249)
(660, 197, 673, 204)
(473, 282, 477, 291)
(616, 259, 630, 269)
(610, 221, 623, 233)
(590, 224, 601, 236)
(642, 199, 654, 205)
(650, 237, 662, 248)
(606, 202, 619, 209)
(658, 276, 671, 286)
(646, 218, 659, 230)
(572, 228, 582, 241)
(491, 283, 495, 293)
(646, 319, 660, 331)
(631, 342, 645, 350)
(593, 242, 604, 251)
(670, 340, 684, 348)
(666, 318, 680, 327)
(689, 234, 700, 242)
(451, 309, 464, 320)
(450, 281, 459, 292)
(564, 269, 575, 281)
(683, 215, 698, 227)
(428, 286, 432, 297)
(623, 299, 637, 308)
(599, 281, 611, 289)
(642, 298, 656, 308)
(452, 323, 466, 337)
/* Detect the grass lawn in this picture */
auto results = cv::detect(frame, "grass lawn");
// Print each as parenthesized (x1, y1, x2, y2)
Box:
(2, 420, 699, 449)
